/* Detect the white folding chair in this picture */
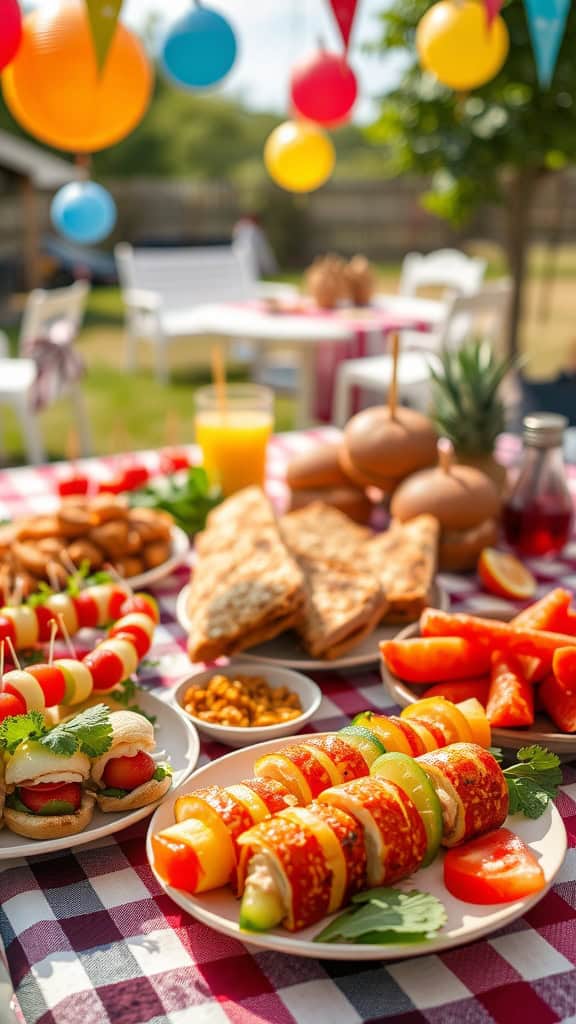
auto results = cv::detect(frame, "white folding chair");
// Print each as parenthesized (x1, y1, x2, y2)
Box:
(0, 281, 91, 465)
(115, 243, 258, 383)
(399, 248, 487, 297)
(333, 280, 512, 426)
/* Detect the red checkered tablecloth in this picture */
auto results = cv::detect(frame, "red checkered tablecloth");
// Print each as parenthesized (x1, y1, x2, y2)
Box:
(1, 431, 576, 1024)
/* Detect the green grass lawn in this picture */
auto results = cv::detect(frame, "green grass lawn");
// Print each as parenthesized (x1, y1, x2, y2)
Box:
(1, 245, 575, 464)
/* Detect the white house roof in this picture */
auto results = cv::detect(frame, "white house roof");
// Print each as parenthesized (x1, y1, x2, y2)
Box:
(0, 131, 84, 189)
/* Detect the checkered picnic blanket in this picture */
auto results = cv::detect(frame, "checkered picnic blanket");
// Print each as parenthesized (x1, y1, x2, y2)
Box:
(1, 430, 576, 1024)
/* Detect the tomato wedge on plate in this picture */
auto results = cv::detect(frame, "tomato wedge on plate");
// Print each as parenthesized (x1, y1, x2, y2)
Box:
(444, 827, 545, 904)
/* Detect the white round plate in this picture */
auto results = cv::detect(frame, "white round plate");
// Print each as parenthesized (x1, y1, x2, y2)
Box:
(127, 525, 190, 590)
(171, 662, 322, 747)
(176, 582, 450, 671)
(0, 689, 200, 860)
(147, 733, 567, 961)
(383, 621, 576, 757)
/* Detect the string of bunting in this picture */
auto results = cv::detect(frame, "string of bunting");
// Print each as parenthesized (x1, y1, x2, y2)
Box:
(85, 0, 124, 73)
(327, 0, 360, 50)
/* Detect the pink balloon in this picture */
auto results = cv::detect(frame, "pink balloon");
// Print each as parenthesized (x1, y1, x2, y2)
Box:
(0, 0, 22, 72)
(290, 50, 358, 127)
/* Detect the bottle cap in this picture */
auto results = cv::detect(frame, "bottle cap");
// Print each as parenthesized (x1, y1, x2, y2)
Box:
(522, 413, 568, 448)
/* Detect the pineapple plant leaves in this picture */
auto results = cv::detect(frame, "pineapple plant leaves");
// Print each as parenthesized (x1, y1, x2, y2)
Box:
(430, 340, 516, 457)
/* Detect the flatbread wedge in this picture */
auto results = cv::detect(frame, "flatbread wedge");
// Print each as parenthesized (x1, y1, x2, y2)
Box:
(196, 486, 277, 557)
(363, 514, 439, 623)
(187, 488, 305, 661)
(280, 502, 372, 571)
(295, 556, 388, 659)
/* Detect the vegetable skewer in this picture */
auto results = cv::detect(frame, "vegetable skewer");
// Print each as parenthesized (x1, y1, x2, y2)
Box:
(237, 743, 508, 932)
(152, 700, 492, 896)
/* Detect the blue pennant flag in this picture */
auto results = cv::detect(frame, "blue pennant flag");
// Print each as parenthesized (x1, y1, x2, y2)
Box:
(524, 0, 571, 87)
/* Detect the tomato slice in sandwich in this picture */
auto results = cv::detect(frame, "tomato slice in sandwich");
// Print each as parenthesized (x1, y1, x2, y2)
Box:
(102, 750, 156, 791)
(19, 781, 82, 815)
(443, 827, 545, 904)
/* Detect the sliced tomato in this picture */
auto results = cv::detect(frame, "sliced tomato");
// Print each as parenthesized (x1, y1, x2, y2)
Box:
(108, 586, 130, 622)
(19, 781, 82, 815)
(73, 592, 100, 629)
(443, 827, 545, 905)
(28, 665, 67, 707)
(120, 594, 160, 624)
(423, 679, 490, 705)
(0, 692, 26, 722)
(401, 697, 473, 745)
(102, 750, 155, 790)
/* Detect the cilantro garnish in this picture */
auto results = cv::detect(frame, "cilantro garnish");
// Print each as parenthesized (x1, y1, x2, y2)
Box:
(153, 763, 173, 781)
(26, 583, 55, 608)
(41, 704, 113, 758)
(315, 888, 447, 944)
(112, 678, 137, 707)
(65, 561, 113, 597)
(504, 745, 562, 819)
(0, 712, 47, 754)
(0, 705, 112, 758)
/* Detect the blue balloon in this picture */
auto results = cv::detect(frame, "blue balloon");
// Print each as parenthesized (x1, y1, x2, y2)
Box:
(50, 182, 117, 246)
(161, 6, 237, 90)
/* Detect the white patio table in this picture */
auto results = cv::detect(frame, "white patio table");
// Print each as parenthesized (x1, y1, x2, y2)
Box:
(197, 294, 446, 426)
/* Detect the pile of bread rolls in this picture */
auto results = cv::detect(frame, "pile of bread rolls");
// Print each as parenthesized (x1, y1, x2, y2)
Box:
(286, 405, 503, 571)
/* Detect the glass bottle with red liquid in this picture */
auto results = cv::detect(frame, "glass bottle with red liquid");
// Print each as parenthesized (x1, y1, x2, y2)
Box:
(503, 413, 574, 556)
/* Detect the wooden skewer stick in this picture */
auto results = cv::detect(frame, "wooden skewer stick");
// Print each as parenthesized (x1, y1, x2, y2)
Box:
(48, 619, 58, 667)
(60, 550, 79, 579)
(10, 577, 24, 609)
(6, 636, 22, 671)
(57, 613, 77, 660)
(47, 565, 63, 593)
(211, 344, 228, 419)
(438, 437, 455, 474)
(104, 562, 132, 597)
(388, 332, 400, 419)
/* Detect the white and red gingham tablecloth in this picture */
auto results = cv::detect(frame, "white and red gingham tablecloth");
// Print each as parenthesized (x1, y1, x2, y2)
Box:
(1, 430, 576, 1024)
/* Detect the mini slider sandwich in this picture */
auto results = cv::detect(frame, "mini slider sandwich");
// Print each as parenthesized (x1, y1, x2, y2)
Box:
(90, 710, 172, 812)
(4, 741, 95, 839)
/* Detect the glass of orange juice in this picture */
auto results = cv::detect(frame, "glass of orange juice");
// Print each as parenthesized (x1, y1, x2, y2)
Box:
(194, 384, 274, 496)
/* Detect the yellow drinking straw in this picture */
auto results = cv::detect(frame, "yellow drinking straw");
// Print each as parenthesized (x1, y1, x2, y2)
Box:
(211, 344, 228, 419)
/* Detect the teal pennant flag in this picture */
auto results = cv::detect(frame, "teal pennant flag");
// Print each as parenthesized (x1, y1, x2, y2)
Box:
(524, 0, 571, 87)
(85, 0, 124, 73)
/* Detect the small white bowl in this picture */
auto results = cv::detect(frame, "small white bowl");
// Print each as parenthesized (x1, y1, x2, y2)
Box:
(171, 662, 322, 748)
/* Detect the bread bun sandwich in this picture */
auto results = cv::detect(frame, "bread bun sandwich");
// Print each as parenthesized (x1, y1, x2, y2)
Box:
(90, 710, 172, 812)
(286, 443, 373, 523)
(4, 741, 94, 839)
(390, 442, 501, 571)
(340, 406, 438, 492)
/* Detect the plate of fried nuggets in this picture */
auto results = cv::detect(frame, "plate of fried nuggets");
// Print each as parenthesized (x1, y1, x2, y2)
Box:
(0, 494, 190, 597)
(182, 489, 448, 669)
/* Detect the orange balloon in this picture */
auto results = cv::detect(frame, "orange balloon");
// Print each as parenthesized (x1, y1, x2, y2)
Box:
(2, 2, 153, 153)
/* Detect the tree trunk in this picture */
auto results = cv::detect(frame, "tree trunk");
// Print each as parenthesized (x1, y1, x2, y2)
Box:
(505, 168, 537, 358)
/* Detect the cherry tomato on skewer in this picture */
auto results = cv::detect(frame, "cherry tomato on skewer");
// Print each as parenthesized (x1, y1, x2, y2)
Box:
(27, 665, 67, 708)
(120, 594, 160, 624)
(83, 648, 125, 692)
(0, 691, 26, 722)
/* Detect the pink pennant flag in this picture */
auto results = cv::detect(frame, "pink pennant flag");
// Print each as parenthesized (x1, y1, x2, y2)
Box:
(327, 0, 359, 50)
(484, 0, 504, 26)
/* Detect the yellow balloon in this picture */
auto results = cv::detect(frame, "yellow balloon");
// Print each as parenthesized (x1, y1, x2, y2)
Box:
(2, 2, 152, 153)
(264, 120, 335, 193)
(417, 0, 509, 91)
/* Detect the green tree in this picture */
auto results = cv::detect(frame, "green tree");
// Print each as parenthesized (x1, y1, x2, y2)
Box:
(369, 0, 576, 353)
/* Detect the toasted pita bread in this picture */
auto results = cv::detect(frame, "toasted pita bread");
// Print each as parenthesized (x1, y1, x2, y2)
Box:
(187, 495, 305, 662)
(295, 556, 387, 659)
(363, 514, 439, 623)
(280, 502, 372, 571)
